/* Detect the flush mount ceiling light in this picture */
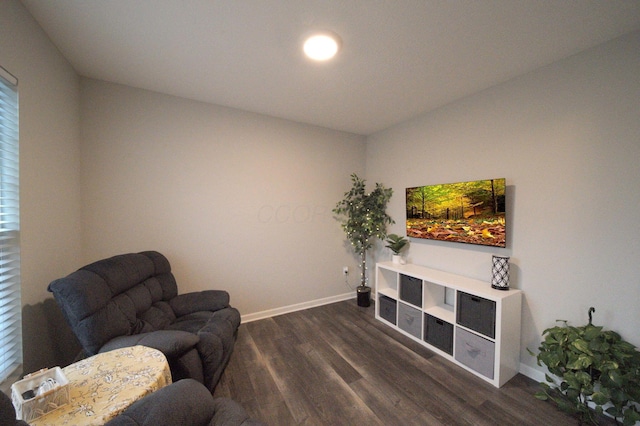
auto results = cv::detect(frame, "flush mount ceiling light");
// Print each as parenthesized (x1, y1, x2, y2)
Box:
(303, 32, 341, 61)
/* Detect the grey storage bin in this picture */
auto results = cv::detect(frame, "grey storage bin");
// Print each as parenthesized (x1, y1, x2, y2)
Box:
(397, 302, 422, 339)
(378, 295, 397, 325)
(455, 327, 495, 379)
(399, 274, 422, 307)
(424, 314, 453, 355)
(457, 292, 496, 338)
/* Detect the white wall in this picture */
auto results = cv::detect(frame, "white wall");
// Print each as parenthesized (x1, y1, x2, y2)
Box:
(366, 31, 640, 377)
(80, 79, 366, 316)
(0, 0, 82, 371)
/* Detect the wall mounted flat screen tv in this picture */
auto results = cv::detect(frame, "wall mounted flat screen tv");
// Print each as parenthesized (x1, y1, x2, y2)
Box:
(406, 178, 506, 247)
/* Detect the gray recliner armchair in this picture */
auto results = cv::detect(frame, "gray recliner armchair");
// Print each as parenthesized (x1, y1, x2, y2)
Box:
(105, 379, 265, 426)
(48, 251, 241, 392)
(1, 390, 29, 426)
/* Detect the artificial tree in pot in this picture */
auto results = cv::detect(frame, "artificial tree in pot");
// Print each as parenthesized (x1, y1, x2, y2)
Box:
(333, 173, 394, 307)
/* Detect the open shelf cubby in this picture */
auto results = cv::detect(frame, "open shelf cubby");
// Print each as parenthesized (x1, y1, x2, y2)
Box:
(374, 261, 522, 388)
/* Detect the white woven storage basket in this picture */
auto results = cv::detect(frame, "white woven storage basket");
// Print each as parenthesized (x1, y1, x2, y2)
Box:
(11, 367, 70, 422)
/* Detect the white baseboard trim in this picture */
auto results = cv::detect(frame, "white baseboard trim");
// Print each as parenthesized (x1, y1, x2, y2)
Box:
(519, 362, 546, 383)
(241, 292, 355, 323)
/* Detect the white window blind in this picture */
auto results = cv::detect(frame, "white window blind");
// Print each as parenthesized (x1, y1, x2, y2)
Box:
(0, 66, 21, 384)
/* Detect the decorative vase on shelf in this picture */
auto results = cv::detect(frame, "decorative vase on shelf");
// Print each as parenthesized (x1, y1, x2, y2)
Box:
(491, 255, 510, 290)
(392, 254, 402, 264)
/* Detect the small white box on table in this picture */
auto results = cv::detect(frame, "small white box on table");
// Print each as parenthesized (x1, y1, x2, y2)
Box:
(11, 366, 70, 422)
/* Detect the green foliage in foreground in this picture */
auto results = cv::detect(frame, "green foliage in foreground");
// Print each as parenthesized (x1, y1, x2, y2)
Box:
(528, 308, 640, 425)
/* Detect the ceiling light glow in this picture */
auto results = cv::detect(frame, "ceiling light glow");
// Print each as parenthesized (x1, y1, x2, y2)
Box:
(303, 33, 341, 61)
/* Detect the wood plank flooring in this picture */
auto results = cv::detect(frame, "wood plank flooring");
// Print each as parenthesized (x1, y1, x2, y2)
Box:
(213, 300, 611, 425)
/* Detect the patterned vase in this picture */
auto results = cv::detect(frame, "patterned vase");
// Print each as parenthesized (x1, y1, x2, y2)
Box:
(491, 255, 510, 290)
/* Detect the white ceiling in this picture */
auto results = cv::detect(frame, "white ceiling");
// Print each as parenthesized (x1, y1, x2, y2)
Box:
(21, 0, 640, 135)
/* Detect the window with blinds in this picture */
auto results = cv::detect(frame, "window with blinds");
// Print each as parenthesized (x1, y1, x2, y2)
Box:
(0, 66, 21, 384)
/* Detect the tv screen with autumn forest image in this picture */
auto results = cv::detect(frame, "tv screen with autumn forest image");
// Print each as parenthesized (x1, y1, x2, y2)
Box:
(406, 178, 506, 247)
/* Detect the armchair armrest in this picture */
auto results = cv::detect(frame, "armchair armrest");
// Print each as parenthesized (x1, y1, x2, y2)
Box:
(99, 330, 200, 358)
(170, 290, 230, 317)
(104, 379, 214, 426)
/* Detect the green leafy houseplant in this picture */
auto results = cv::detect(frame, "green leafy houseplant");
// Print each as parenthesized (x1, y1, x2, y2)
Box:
(528, 307, 640, 425)
(333, 173, 394, 290)
(385, 233, 408, 255)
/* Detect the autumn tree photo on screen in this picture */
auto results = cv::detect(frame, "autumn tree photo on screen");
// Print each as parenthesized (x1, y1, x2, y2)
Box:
(406, 178, 506, 247)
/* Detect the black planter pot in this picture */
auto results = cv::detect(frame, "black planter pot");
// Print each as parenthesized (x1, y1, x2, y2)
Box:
(356, 286, 371, 307)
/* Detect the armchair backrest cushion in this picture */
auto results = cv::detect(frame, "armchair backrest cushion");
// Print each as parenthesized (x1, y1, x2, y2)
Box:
(48, 251, 180, 355)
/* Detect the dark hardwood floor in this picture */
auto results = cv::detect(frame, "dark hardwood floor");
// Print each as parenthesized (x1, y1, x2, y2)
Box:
(213, 300, 608, 425)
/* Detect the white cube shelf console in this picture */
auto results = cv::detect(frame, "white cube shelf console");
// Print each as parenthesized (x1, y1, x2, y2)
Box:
(375, 261, 522, 388)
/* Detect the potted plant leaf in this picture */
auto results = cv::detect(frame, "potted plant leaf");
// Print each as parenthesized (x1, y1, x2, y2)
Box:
(385, 233, 408, 264)
(333, 173, 394, 307)
(528, 307, 640, 425)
